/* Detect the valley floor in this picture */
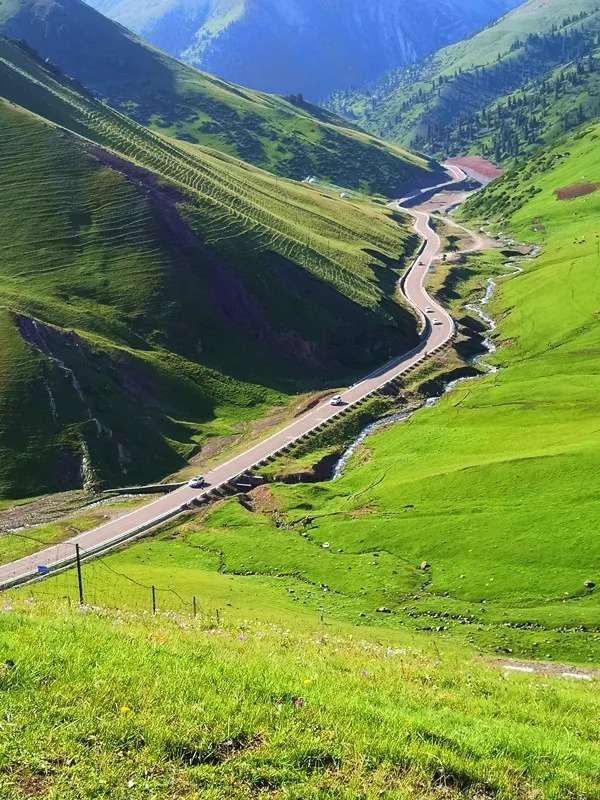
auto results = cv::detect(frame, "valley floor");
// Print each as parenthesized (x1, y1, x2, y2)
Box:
(5, 144, 600, 667)
(1, 129, 599, 799)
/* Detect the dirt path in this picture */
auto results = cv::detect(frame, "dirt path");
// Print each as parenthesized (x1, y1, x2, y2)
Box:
(439, 214, 497, 253)
(488, 658, 598, 681)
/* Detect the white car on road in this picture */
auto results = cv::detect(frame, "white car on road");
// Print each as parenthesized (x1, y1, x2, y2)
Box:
(432, 319, 443, 326)
(188, 476, 206, 489)
(330, 395, 344, 406)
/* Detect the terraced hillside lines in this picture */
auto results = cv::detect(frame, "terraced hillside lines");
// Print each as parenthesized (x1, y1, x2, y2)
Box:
(0, 105, 278, 496)
(0, 110, 184, 344)
(328, 0, 600, 164)
(84, 122, 600, 666)
(0, 38, 423, 498)
(0, 35, 412, 309)
(0, 38, 410, 313)
(0, 0, 444, 196)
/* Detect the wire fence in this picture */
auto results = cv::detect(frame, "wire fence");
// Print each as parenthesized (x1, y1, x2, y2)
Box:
(0, 334, 457, 622)
(0, 532, 226, 624)
(0, 528, 333, 631)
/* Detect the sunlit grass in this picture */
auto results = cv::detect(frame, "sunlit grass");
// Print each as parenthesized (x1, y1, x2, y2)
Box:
(0, 599, 598, 799)
(0, 36, 423, 498)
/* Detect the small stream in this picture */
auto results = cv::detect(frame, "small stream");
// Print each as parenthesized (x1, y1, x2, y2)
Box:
(332, 258, 528, 480)
(463, 262, 524, 375)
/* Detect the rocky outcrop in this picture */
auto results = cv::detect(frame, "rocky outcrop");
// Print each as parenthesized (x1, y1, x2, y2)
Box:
(14, 315, 134, 491)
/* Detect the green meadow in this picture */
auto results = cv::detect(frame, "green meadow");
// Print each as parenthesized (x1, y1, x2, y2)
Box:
(0, 0, 441, 195)
(1, 8, 600, 798)
(0, 599, 598, 799)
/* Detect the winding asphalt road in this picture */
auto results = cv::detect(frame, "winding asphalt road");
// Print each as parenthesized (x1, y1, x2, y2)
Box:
(0, 165, 467, 589)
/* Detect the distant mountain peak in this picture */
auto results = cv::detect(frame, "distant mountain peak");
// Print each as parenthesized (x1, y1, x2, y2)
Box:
(87, 0, 523, 100)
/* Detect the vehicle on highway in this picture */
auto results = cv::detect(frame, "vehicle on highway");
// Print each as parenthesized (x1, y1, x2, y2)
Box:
(419, 260, 424, 266)
(425, 307, 434, 313)
(432, 319, 443, 326)
(188, 476, 206, 488)
(330, 395, 344, 406)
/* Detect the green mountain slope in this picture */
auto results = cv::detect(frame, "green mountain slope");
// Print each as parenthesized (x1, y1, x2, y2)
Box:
(131, 122, 600, 665)
(0, 36, 422, 499)
(0, 0, 443, 195)
(328, 0, 600, 165)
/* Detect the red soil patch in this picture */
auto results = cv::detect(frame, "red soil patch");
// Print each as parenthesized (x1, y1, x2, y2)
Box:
(554, 182, 598, 201)
(446, 156, 504, 183)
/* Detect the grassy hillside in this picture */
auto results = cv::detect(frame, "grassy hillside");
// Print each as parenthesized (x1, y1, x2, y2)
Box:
(328, 0, 600, 164)
(37, 121, 600, 668)
(0, 0, 443, 195)
(0, 35, 422, 498)
(0, 599, 598, 799)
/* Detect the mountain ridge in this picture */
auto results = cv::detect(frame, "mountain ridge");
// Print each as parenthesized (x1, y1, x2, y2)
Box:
(87, 0, 522, 100)
(327, 0, 600, 164)
(0, 0, 442, 196)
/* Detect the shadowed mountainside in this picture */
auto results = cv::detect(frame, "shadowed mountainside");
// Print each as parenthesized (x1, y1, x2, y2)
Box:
(328, 0, 600, 165)
(87, 0, 521, 100)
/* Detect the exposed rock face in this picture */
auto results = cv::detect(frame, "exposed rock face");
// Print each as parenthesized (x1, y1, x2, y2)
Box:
(89, 0, 522, 99)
